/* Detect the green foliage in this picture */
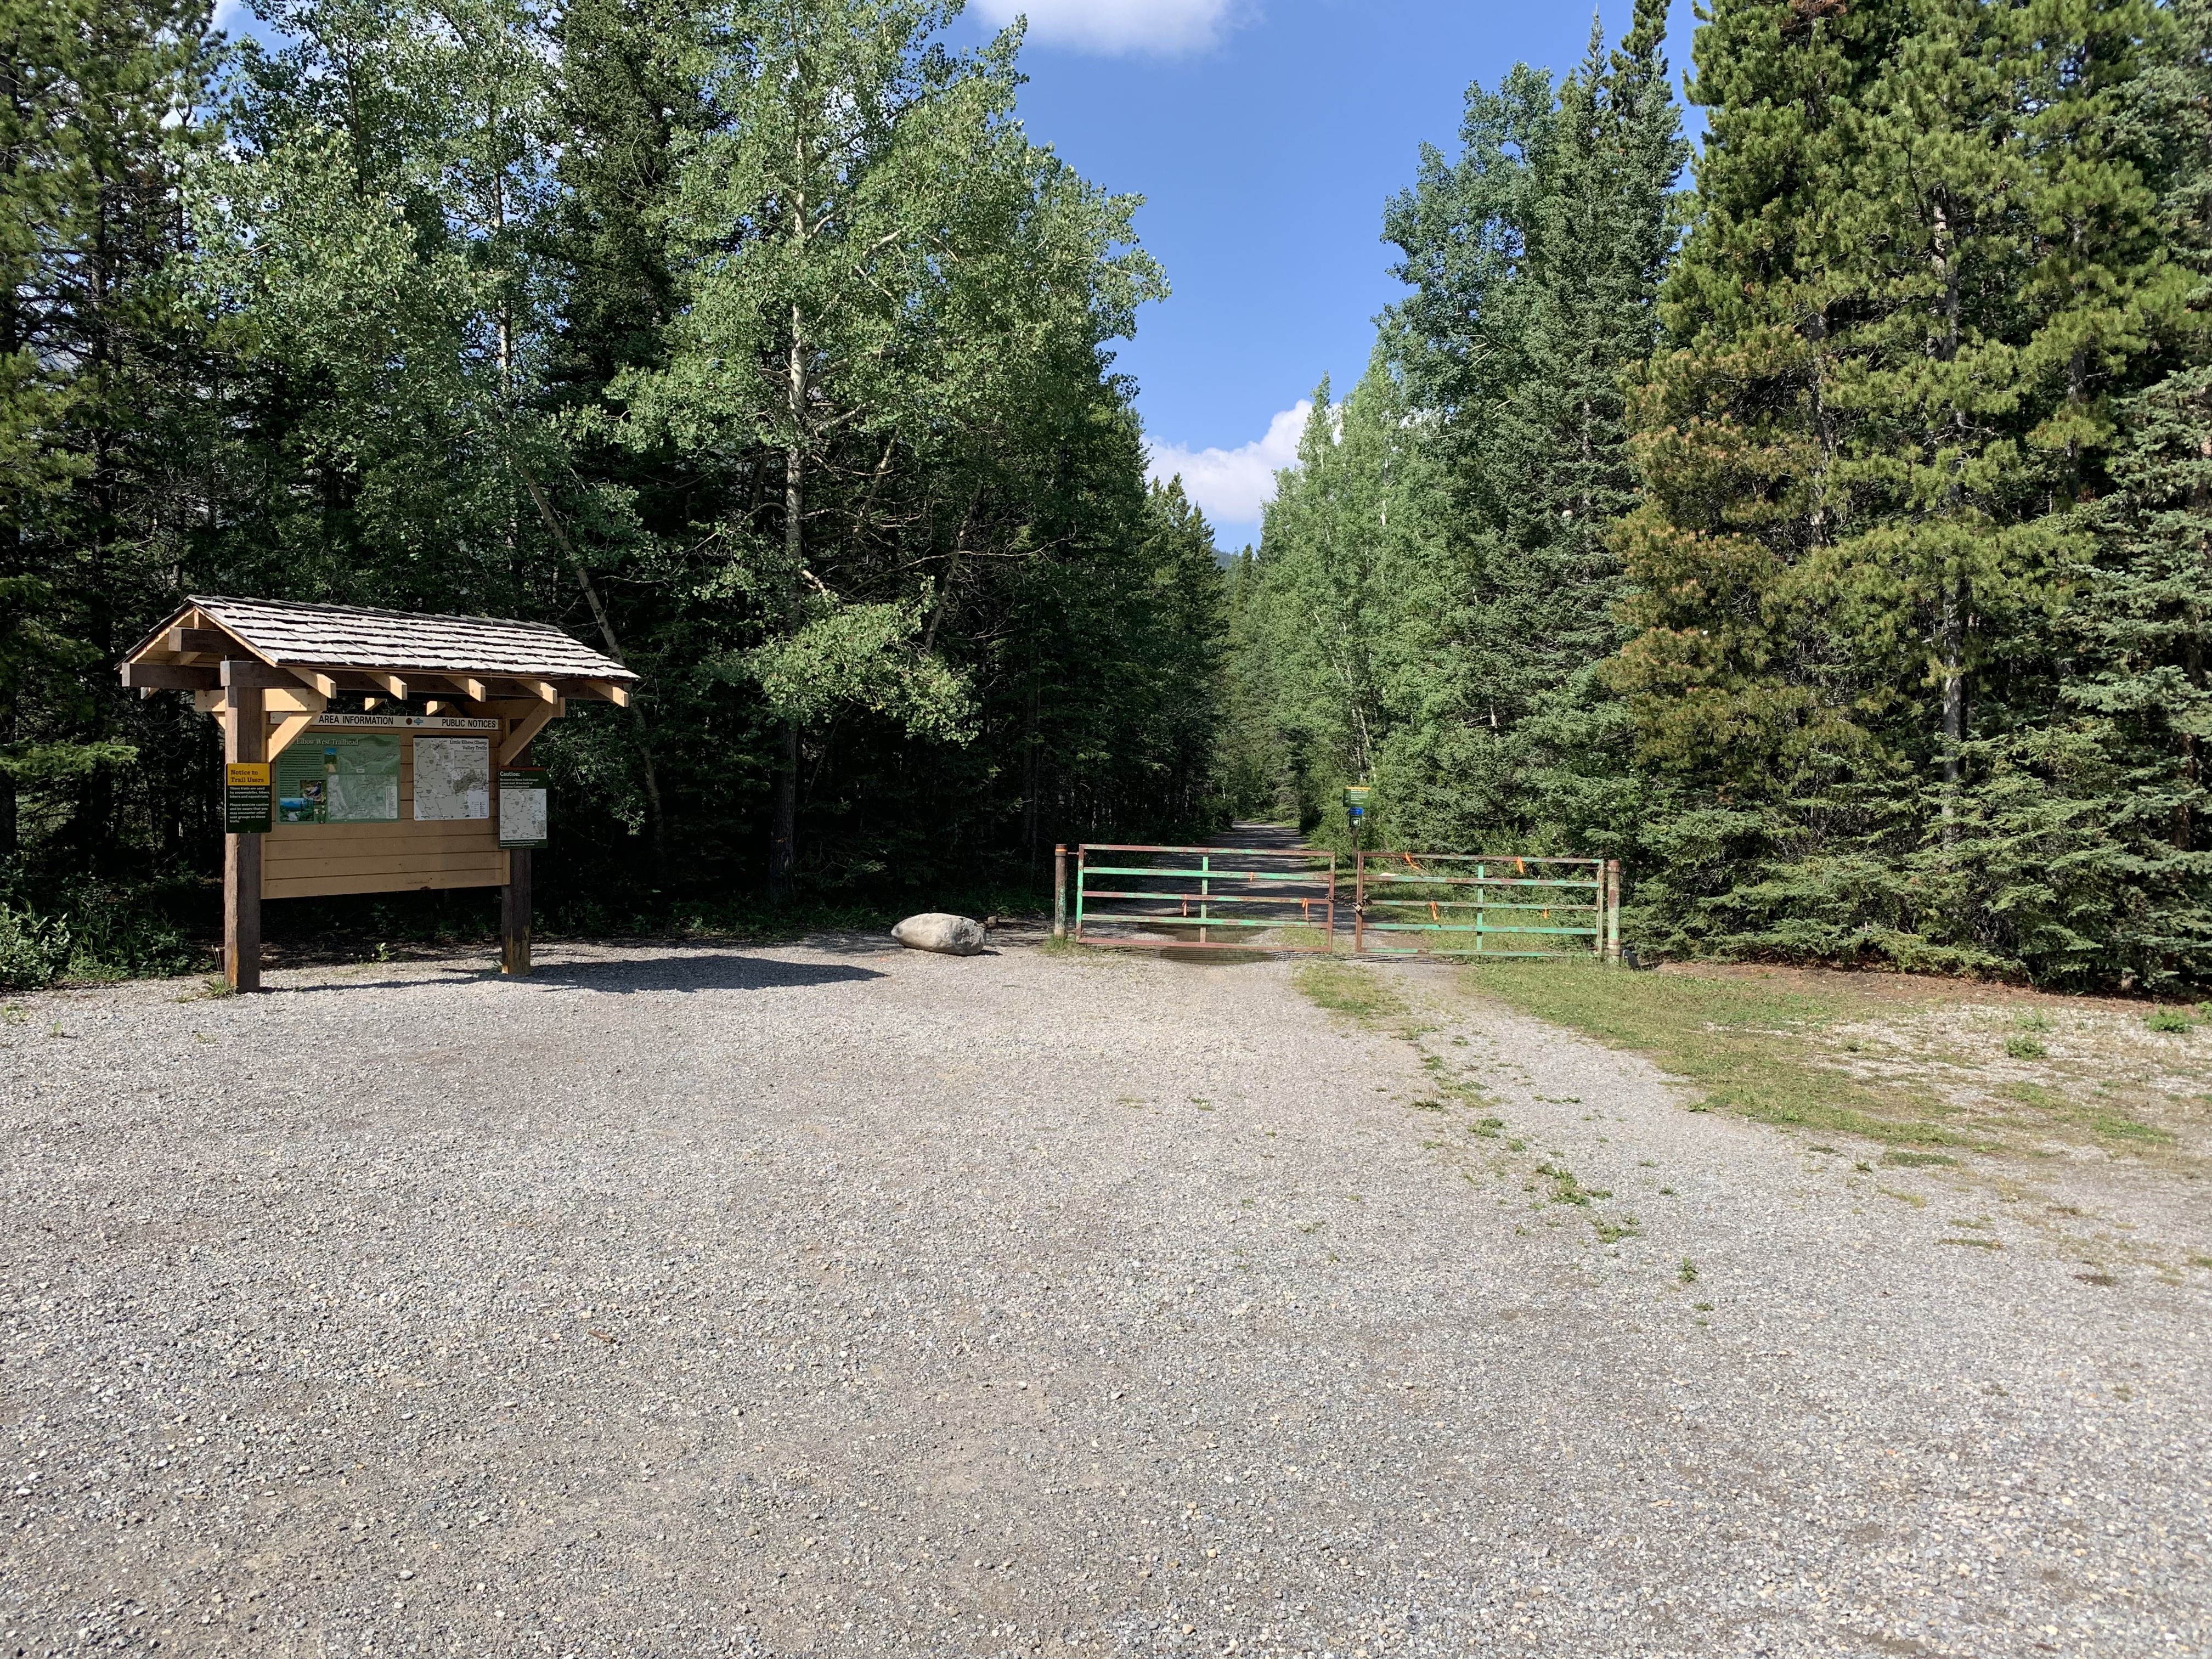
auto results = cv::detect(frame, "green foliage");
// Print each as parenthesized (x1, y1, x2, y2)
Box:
(0, 902, 70, 990)
(0, 0, 215, 886)
(0, 866, 201, 987)
(2, 0, 1220, 960)
(1220, 0, 2212, 989)
(735, 595, 975, 742)
(1609, 0, 2199, 984)
(1223, 2, 1683, 857)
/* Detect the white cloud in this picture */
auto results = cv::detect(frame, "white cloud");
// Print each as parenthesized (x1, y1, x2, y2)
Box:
(971, 0, 1243, 56)
(1146, 400, 1310, 534)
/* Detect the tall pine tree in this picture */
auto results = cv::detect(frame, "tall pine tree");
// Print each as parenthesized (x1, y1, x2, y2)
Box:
(2060, 0, 2212, 983)
(1612, 0, 2193, 981)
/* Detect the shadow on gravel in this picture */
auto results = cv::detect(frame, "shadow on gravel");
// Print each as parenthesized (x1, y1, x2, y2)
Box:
(802, 928, 1026, 958)
(272, 954, 889, 995)
(524, 955, 888, 994)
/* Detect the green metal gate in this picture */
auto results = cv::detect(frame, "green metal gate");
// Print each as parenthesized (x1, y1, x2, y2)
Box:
(1061, 843, 1339, 951)
(1051, 842, 1621, 961)
(1354, 851, 1620, 960)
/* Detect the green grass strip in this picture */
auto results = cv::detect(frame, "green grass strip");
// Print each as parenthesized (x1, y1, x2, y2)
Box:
(1460, 959, 1977, 1147)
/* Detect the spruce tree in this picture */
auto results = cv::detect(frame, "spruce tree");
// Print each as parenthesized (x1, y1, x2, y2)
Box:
(0, 0, 213, 871)
(1612, 0, 2191, 979)
(2060, 0, 2212, 983)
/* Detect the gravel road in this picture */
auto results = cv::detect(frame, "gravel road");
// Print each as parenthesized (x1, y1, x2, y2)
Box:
(2, 936, 2206, 1658)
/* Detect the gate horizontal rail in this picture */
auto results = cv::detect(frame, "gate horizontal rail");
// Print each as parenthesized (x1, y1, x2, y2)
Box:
(1356, 851, 1621, 960)
(1051, 843, 1621, 962)
(1065, 843, 1338, 951)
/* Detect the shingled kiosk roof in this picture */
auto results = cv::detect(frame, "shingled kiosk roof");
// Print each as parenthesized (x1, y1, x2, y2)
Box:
(126, 596, 636, 684)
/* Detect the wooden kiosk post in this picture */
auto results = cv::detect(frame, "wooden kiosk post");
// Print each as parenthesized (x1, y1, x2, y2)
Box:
(222, 664, 266, 991)
(501, 849, 532, 975)
(121, 597, 635, 988)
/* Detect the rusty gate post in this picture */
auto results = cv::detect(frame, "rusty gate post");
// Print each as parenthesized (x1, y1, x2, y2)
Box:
(1605, 859, 1623, 964)
(1053, 844, 1068, 940)
(1353, 850, 1365, 955)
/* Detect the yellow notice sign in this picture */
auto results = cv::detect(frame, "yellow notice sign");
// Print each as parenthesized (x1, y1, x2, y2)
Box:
(225, 763, 273, 833)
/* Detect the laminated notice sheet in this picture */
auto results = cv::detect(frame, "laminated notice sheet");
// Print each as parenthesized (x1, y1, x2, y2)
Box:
(412, 736, 491, 820)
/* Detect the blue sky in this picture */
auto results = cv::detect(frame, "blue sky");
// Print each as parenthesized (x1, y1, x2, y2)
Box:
(213, 0, 1699, 549)
(950, 0, 1701, 547)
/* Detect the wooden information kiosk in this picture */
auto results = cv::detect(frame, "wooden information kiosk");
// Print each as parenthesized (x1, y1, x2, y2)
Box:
(120, 597, 639, 990)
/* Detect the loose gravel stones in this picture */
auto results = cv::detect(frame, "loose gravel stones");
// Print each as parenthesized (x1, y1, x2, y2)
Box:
(0, 939, 2205, 1657)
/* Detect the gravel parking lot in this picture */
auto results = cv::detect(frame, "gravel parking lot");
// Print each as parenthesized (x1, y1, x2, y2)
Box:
(3, 936, 2207, 1657)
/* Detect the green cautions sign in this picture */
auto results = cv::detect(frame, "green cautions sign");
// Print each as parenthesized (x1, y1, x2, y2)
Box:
(498, 768, 548, 849)
(275, 733, 402, 825)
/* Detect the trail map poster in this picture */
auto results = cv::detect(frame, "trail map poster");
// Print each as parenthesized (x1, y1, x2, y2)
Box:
(413, 736, 491, 820)
(275, 734, 400, 824)
(498, 768, 548, 848)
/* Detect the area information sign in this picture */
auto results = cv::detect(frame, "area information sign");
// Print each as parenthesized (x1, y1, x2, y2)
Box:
(275, 733, 402, 825)
(499, 768, 548, 848)
(224, 763, 272, 833)
(303, 713, 498, 731)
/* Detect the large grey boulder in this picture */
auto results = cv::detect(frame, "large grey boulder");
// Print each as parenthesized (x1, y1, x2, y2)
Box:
(892, 912, 987, 956)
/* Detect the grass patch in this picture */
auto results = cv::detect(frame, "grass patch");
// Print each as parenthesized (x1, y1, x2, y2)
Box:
(1535, 1163, 1608, 1206)
(2004, 1035, 2048, 1060)
(1293, 960, 1410, 1026)
(2144, 1006, 2194, 1034)
(1457, 958, 1972, 1147)
(1997, 1081, 2173, 1145)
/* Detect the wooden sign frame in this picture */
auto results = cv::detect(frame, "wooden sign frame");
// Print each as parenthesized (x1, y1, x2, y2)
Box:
(119, 597, 637, 992)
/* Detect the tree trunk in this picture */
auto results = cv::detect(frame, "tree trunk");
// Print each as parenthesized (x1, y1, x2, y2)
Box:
(768, 307, 806, 905)
(1022, 669, 1041, 871)
(517, 467, 669, 883)
(1930, 195, 1967, 848)
(0, 703, 15, 864)
(2180, 449, 2210, 853)
(1940, 580, 1964, 845)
